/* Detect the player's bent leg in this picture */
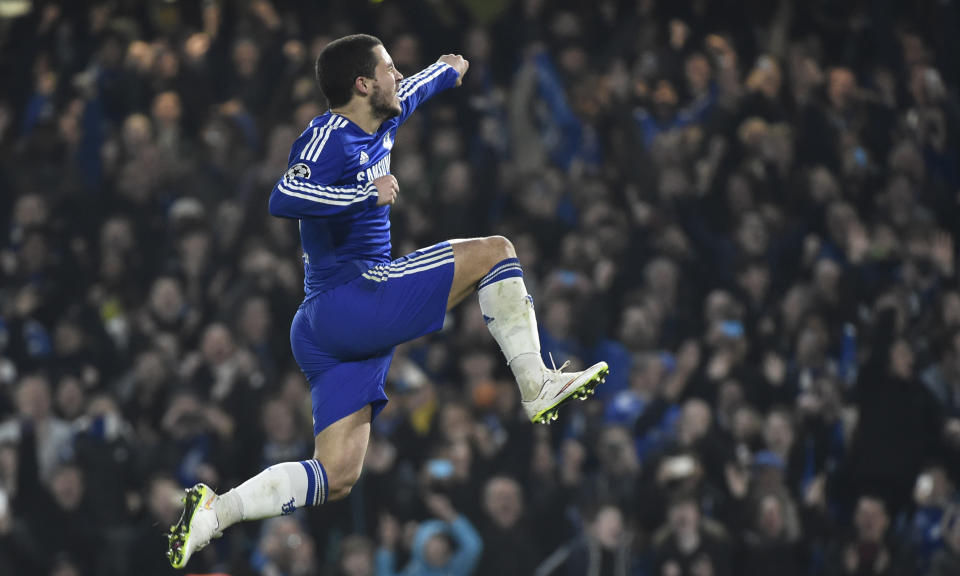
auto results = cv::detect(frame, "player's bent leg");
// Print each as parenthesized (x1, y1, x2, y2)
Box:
(167, 406, 372, 569)
(312, 404, 371, 501)
(447, 235, 516, 310)
(448, 235, 609, 424)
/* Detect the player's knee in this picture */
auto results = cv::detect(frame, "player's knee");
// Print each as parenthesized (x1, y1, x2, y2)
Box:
(486, 235, 516, 259)
(327, 470, 360, 502)
(319, 456, 363, 503)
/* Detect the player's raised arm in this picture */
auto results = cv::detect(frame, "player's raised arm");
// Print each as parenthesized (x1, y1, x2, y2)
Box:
(396, 54, 469, 124)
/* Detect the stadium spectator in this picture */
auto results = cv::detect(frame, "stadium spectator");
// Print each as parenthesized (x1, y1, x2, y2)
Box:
(1, 0, 959, 574)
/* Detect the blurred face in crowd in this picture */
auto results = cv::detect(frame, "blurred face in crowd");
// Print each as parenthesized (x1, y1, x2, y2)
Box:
(685, 53, 711, 95)
(179, 229, 209, 271)
(483, 477, 524, 529)
(854, 497, 889, 543)
(239, 297, 272, 344)
(149, 277, 184, 325)
(726, 174, 753, 215)
(889, 339, 915, 379)
(439, 403, 472, 443)
(148, 476, 182, 525)
(757, 495, 786, 539)
(51, 465, 84, 511)
(263, 400, 296, 444)
(13, 193, 48, 229)
(133, 350, 168, 392)
(796, 321, 827, 366)
(619, 305, 658, 350)
(668, 499, 700, 540)
(260, 517, 315, 572)
(16, 375, 52, 420)
(764, 411, 794, 456)
(391, 34, 421, 69)
(233, 39, 260, 78)
(423, 533, 453, 568)
(19, 231, 49, 274)
(732, 405, 760, 443)
(884, 176, 915, 228)
(464, 28, 490, 64)
(151, 91, 182, 127)
(631, 354, 664, 397)
(644, 257, 679, 310)
(121, 114, 153, 151)
(828, 68, 856, 110)
(739, 263, 770, 305)
(678, 399, 712, 446)
(704, 290, 739, 325)
(652, 79, 679, 118)
(809, 167, 840, 204)
(598, 426, 637, 475)
(54, 321, 84, 359)
(716, 381, 744, 428)
(737, 212, 768, 257)
(336, 535, 375, 576)
(200, 324, 233, 367)
(544, 299, 574, 340)
(56, 376, 86, 421)
(100, 217, 136, 254)
(591, 506, 624, 549)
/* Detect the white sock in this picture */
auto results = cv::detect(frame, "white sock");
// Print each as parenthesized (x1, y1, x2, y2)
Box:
(478, 268, 545, 401)
(214, 460, 327, 529)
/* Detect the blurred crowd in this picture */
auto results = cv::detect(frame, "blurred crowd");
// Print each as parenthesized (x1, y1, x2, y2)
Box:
(2, 0, 960, 575)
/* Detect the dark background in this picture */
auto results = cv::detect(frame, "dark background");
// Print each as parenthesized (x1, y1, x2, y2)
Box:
(1, 1, 959, 575)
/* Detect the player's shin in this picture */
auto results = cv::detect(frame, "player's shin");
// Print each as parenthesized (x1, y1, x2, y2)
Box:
(477, 258, 545, 401)
(215, 460, 328, 529)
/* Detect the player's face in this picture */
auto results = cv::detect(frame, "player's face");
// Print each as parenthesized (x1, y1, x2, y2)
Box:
(369, 45, 403, 119)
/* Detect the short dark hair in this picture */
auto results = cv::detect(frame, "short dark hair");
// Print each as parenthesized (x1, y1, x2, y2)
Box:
(315, 34, 383, 108)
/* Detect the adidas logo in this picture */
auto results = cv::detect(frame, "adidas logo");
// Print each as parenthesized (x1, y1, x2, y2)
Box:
(359, 151, 369, 164)
(281, 498, 296, 515)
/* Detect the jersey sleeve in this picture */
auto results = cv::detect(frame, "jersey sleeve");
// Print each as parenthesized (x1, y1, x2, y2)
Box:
(268, 129, 378, 219)
(396, 61, 461, 124)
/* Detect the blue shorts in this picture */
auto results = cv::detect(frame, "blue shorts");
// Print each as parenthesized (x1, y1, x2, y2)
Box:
(290, 242, 455, 435)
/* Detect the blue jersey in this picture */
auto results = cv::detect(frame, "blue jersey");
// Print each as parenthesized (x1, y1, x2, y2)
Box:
(269, 61, 460, 297)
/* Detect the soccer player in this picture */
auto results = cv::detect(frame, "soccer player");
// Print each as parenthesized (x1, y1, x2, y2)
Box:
(167, 34, 608, 568)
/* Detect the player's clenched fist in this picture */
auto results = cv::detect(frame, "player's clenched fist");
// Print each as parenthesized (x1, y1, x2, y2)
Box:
(438, 54, 469, 86)
(374, 174, 399, 206)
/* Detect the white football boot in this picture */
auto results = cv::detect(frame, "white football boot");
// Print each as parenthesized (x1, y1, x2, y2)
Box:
(167, 483, 223, 569)
(522, 356, 609, 424)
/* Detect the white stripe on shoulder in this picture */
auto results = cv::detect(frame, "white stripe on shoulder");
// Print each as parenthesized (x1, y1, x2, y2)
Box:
(310, 116, 348, 162)
(303, 116, 337, 161)
(299, 127, 320, 160)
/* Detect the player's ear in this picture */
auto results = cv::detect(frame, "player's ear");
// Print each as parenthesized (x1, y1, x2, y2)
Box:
(355, 76, 371, 97)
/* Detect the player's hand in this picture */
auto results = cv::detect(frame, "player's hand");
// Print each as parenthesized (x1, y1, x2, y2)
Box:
(374, 174, 399, 206)
(438, 54, 469, 86)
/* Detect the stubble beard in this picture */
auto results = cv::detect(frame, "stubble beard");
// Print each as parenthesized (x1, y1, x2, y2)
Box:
(371, 83, 401, 122)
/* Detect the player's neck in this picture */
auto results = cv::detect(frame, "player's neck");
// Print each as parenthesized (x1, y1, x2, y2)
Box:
(329, 103, 381, 135)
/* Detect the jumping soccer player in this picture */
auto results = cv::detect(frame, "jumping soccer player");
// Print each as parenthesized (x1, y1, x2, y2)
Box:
(167, 34, 608, 568)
